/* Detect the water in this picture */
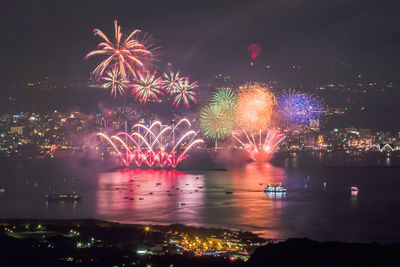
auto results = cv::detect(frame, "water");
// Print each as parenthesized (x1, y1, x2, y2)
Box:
(1, 154, 400, 243)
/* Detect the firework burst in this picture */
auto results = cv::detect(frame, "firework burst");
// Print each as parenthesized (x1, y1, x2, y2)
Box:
(131, 72, 163, 103)
(101, 67, 130, 97)
(236, 83, 276, 132)
(277, 90, 325, 129)
(210, 88, 237, 111)
(162, 71, 181, 94)
(84, 20, 153, 78)
(200, 104, 235, 141)
(232, 130, 285, 162)
(97, 119, 203, 168)
(172, 78, 198, 108)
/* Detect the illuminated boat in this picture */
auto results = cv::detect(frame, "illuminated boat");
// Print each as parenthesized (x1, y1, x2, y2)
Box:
(45, 192, 82, 202)
(351, 186, 359, 192)
(264, 184, 287, 193)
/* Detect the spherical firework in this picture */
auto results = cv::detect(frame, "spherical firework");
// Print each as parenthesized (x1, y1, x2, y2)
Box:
(162, 71, 181, 94)
(277, 90, 325, 129)
(172, 78, 198, 108)
(84, 20, 153, 78)
(210, 88, 237, 111)
(236, 83, 276, 132)
(200, 104, 235, 141)
(101, 67, 130, 97)
(131, 72, 163, 103)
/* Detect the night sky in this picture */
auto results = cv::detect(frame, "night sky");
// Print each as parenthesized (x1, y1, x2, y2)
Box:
(1, 0, 399, 83)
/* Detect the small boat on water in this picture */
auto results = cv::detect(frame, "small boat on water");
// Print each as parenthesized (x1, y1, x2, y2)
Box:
(139, 198, 144, 200)
(225, 191, 233, 194)
(264, 184, 287, 193)
(156, 183, 161, 186)
(45, 192, 82, 202)
(179, 202, 186, 206)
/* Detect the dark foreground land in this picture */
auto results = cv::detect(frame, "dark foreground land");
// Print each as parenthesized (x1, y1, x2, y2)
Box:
(0, 219, 399, 266)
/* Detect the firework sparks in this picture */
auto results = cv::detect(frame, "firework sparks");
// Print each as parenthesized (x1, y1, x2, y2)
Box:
(162, 71, 181, 94)
(210, 88, 237, 111)
(101, 67, 130, 97)
(277, 90, 325, 129)
(97, 119, 203, 168)
(172, 78, 198, 108)
(232, 130, 285, 162)
(84, 20, 153, 78)
(236, 83, 276, 132)
(200, 104, 235, 142)
(131, 72, 163, 103)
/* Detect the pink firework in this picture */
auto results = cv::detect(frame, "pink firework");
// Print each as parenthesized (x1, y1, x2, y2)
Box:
(97, 119, 204, 168)
(172, 78, 198, 108)
(131, 72, 163, 103)
(232, 130, 285, 162)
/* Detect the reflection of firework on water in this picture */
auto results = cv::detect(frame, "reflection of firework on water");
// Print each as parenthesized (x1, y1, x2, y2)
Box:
(232, 130, 285, 162)
(101, 67, 130, 97)
(236, 83, 276, 132)
(210, 88, 237, 111)
(200, 104, 235, 142)
(172, 78, 198, 108)
(97, 119, 204, 168)
(162, 71, 181, 94)
(84, 20, 153, 78)
(131, 72, 163, 103)
(277, 90, 325, 129)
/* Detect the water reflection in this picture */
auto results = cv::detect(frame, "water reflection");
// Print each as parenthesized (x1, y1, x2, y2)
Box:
(229, 163, 286, 238)
(96, 169, 205, 225)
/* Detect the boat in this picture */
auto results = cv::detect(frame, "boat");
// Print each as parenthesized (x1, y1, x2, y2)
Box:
(45, 192, 82, 202)
(264, 184, 287, 193)
(225, 191, 233, 194)
(351, 186, 359, 192)
(179, 202, 186, 206)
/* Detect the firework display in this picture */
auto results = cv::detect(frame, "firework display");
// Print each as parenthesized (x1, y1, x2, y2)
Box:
(210, 88, 237, 111)
(172, 78, 198, 108)
(162, 71, 181, 94)
(200, 88, 237, 142)
(236, 83, 276, 132)
(277, 90, 325, 129)
(131, 72, 163, 103)
(85, 20, 153, 78)
(97, 119, 204, 168)
(232, 130, 286, 162)
(101, 67, 130, 97)
(200, 104, 235, 142)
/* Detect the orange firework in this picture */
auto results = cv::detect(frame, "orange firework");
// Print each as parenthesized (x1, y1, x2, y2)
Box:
(236, 83, 276, 132)
(84, 20, 153, 78)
